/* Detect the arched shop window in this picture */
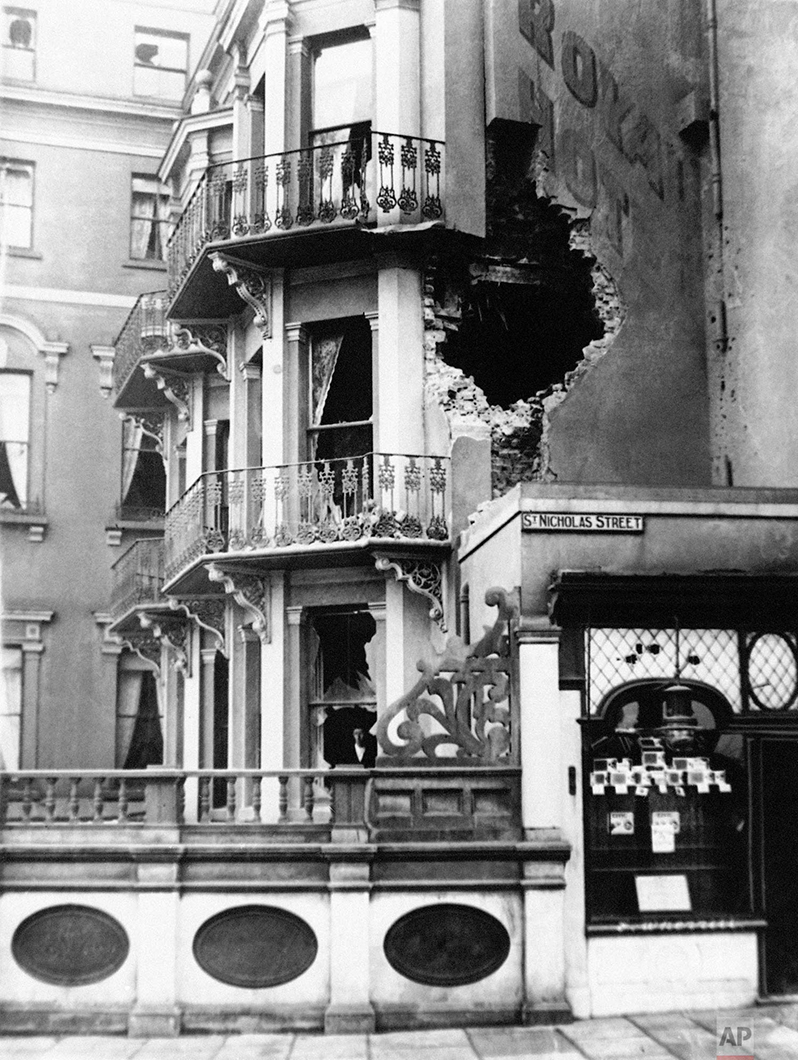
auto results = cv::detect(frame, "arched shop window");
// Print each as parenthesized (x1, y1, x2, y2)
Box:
(584, 679, 750, 925)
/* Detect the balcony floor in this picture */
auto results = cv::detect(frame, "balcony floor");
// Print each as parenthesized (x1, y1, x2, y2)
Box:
(164, 536, 451, 596)
(170, 222, 474, 320)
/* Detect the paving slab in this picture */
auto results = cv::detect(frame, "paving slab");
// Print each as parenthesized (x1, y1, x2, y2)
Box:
(559, 1035, 675, 1060)
(560, 1019, 645, 1041)
(43, 1038, 145, 1059)
(466, 1026, 579, 1057)
(211, 1034, 296, 1060)
(629, 1013, 716, 1060)
(753, 1004, 798, 1030)
(129, 1037, 225, 1060)
(0, 1041, 60, 1058)
(374, 1030, 473, 1048)
(289, 1033, 369, 1060)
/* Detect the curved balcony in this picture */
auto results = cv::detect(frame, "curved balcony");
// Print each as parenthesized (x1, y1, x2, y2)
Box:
(109, 537, 166, 630)
(167, 131, 447, 318)
(112, 291, 170, 409)
(164, 452, 451, 590)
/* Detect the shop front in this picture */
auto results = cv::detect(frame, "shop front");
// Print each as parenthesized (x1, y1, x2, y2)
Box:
(459, 484, 798, 1016)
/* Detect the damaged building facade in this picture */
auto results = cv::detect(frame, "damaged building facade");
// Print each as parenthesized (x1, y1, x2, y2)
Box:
(3, 0, 798, 1035)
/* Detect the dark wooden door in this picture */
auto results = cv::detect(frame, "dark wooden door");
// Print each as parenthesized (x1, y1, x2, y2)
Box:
(761, 739, 798, 994)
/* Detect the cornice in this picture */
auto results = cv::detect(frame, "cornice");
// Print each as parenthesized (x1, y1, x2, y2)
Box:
(158, 106, 234, 182)
(0, 83, 183, 122)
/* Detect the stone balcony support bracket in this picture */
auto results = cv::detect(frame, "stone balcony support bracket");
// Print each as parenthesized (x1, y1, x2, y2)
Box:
(207, 563, 270, 644)
(139, 613, 190, 676)
(169, 322, 230, 380)
(169, 596, 227, 656)
(141, 364, 192, 424)
(91, 345, 116, 398)
(374, 553, 446, 631)
(41, 340, 69, 394)
(210, 253, 272, 339)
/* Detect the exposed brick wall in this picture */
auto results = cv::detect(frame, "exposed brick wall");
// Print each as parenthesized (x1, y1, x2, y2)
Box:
(423, 217, 626, 496)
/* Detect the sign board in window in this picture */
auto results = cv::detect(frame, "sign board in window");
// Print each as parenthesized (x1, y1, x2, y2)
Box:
(521, 511, 644, 533)
(635, 874, 691, 912)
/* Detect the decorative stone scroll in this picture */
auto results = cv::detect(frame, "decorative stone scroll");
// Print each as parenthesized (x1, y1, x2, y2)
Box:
(207, 563, 269, 643)
(139, 613, 190, 675)
(170, 322, 229, 379)
(376, 587, 518, 762)
(120, 412, 165, 462)
(169, 595, 227, 656)
(210, 252, 271, 338)
(142, 363, 192, 423)
(117, 628, 161, 675)
(374, 554, 446, 631)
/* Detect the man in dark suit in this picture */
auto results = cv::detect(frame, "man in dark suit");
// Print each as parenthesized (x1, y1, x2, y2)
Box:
(352, 727, 378, 768)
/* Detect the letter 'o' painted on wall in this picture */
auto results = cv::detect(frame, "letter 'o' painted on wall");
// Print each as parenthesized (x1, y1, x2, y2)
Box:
(384, 903, 511, 986)
(561, 30, 598, 107)
(193, 906, 318, 988)
(12, 905, 130, 986)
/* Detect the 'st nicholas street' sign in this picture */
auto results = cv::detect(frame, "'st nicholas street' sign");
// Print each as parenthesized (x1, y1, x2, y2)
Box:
(522, 512, 645, 533)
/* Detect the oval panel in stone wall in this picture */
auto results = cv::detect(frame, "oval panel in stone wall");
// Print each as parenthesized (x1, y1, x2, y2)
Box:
(12, 904, 130, 986)
(193, 906, 318, 988)
(384, 902, 511, 986)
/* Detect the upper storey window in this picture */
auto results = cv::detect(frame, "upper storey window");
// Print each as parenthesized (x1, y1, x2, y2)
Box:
(133, 27, 188, 101)
(0, 370, 30, 511)
(2, 7, 35, 81)
(130, 174, 169, 261)
(312, 34, 372, 144)
(0, 158, 33, 249)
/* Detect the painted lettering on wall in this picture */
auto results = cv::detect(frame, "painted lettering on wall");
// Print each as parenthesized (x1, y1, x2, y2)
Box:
(516, 0, 688, 260)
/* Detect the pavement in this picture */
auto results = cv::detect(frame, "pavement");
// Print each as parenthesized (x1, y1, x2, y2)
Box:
(2, 1007, 798, 1060)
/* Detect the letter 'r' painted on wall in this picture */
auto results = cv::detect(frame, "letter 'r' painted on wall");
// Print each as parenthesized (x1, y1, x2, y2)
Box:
(520, 0, 555, 68)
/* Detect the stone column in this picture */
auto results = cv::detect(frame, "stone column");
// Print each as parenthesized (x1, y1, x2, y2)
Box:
(203, 418, 220, 473)
(374, 0, 420, 137)
(231, 44, 251, 161)
(259, 573, 285, 821)
(241, 361, 262, 468)
(262, 271, 285, 469)
(376, 264, 424, 454)
(20, 641, 43, 768)
(517, 627, 563, 834)
(324, 855, 375, 1033)
(285, 605, 305, 769)
(365, 310, 380, 453)
(199, 647, 218, 770)
(261, 1, 292, 155)
(283, 322, 309, 465)
(287, 35, 311, 151)
(516, 625, 570, 1022)
(383, 577, 405, 705)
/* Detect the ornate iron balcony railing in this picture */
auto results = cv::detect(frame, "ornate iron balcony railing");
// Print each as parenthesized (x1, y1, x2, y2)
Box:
(164, 452, 450, 582)
(112, 290, 169, 398)
(167, 131, 445, 297)
(110, 537, 165, 622)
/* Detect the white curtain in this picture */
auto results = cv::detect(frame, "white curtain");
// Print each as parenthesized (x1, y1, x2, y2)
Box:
(0, 372, 30, 508)
(0, 647, 22, 771)
(130, 186, 156, 259)
(311, 333, 344, 426)
(115, 668, 143, 768)
(4, 441, 27, 508)
(121, 418, 143, 504)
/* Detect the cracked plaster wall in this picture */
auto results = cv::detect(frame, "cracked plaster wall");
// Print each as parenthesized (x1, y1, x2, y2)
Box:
(423, 219, 626, 497)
